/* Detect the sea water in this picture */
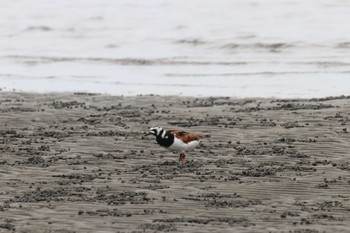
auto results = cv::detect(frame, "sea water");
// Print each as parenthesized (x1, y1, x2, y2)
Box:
(1, 0, 350, 97)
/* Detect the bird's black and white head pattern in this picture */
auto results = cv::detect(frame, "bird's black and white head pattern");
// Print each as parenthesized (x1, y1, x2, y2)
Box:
(149, 127, 164, 136)
(149, 127, 174, 148)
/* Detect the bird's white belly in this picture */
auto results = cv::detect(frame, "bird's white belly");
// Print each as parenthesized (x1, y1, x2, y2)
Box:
(168, 137, 200, 153)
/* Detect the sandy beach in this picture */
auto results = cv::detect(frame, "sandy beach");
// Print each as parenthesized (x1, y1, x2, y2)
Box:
(0, 92, 349, 232)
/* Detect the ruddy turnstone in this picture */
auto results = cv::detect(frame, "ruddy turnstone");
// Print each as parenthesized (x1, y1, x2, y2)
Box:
(145, 127, 210, 165)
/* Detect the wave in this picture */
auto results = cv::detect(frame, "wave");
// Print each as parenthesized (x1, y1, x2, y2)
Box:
(175, 39, 206, 45)
(2, 55, 247, 66)
(220, 42, 293, 50)
(4, 55, 350, 68)
(25, 26, 53, 32)
(336, 42, 350, 48)
(173, 39, 350, 52)
(165, 71, 350, 77)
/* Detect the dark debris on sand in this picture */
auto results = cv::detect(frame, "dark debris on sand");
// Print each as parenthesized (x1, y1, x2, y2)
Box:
(0, 93, 350, 232)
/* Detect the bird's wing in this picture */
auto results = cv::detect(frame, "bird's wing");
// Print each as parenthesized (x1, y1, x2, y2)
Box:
(169, 130, 210, 144)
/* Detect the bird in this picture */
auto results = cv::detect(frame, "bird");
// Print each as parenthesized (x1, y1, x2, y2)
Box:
(145, 127, 210, 165)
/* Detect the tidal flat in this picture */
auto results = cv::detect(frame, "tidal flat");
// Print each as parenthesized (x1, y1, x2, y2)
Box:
(0, 92, 350, 232)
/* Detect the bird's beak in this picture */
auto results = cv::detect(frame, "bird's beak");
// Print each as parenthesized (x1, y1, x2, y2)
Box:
(144, 132, 153, 136)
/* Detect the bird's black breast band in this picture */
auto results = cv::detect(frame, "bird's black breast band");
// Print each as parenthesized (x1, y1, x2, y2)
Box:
(156, 130, 174, 148)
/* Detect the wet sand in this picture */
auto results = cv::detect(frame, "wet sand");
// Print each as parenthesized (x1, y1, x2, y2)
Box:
(0, 92, 350, 233)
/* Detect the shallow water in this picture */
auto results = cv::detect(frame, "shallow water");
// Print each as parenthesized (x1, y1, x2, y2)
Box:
(1, 0, 350, 97)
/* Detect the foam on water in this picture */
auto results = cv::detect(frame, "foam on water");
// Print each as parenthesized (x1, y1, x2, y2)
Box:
(1, 0, 350, 97)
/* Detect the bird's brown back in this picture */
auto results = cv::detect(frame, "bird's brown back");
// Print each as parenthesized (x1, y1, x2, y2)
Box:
(169, 130, 210, 144)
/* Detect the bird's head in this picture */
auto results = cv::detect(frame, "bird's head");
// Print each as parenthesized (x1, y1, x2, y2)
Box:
(145, 127, 163, 136)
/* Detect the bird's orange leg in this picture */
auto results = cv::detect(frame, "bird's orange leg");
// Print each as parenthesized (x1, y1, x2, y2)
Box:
(179, 153, 186, 165)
